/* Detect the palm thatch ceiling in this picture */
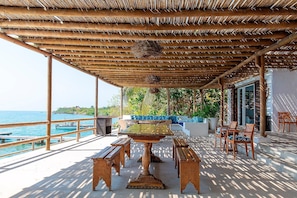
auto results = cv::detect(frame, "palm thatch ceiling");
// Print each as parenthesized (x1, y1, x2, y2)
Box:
(1, 0, 297, 89)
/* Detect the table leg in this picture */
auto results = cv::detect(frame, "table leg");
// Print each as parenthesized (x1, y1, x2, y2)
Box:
(137, 143, 162, 163)
(142, 142, 150, 175)
(126, 142, 165, 189)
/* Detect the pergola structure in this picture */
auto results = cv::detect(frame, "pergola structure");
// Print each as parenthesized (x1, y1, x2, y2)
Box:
(1, 1, 297, 138)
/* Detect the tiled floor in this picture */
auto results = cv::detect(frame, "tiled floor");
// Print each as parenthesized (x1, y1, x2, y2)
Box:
(0, 130, 297, 198)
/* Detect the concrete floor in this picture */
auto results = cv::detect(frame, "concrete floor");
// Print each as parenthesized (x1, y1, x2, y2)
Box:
(0, 130, 296, 198)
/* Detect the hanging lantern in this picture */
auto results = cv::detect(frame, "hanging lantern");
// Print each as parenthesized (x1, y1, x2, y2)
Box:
(145, 75, 160, 84)
(149, 88, 160, 94)
(131, 41, 162, 59)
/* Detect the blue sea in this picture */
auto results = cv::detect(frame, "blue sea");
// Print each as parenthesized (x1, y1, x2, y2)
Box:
(0, 111, 117, 158)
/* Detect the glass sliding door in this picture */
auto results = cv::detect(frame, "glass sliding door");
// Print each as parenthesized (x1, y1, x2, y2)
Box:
(237, 84, 255, 126)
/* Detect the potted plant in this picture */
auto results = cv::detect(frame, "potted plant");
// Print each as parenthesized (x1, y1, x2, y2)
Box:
(194, 102, 220, 129)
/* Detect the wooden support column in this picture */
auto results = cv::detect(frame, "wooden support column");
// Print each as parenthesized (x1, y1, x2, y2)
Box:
(120, 87, 123, 118)
(228, 85, 236, 122)
(199, 89, 204, 109)
(46, 56, 52, 150)
(218, 79, 224, 127)
(256, 56, 267, 137)
(94, 77, 98, 134)
(193, 89, 197, 114)
(166, 88, 170, 115)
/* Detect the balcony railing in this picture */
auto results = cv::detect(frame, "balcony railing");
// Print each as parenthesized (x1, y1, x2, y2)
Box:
(0, 118, 96, 158)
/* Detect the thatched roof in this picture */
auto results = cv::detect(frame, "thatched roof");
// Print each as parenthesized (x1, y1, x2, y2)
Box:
(1, 0, 297, 89)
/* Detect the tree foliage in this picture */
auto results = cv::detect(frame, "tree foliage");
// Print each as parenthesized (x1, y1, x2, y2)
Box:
(54, 88, 221, 118)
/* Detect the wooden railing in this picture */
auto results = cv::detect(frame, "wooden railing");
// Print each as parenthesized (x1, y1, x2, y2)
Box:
(0, 118, 96, 158)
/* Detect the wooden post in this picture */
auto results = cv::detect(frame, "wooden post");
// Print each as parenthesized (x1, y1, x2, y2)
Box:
(218, 79, 224, 127)
(120, 87, 123, 118)
(229, 85, 236, 122)
(46, 55, 52, 151)
(166, 88, 170, 115)
(76, 120, 80, 142)
(257, 56, 267, 137)
(193, 89, 197, 114)
(199, 89, 204, 109)
(94, 77, 98, 134)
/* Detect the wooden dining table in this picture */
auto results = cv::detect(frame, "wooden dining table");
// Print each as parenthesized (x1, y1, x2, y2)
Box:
(118, 123, 174, 189)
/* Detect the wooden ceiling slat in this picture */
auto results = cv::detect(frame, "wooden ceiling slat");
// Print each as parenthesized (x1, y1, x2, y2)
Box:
(1, 6, 297, 18)
(22, 32, 287, 44)
(2, 20, 297, 32)
(0, 29, 283, 42)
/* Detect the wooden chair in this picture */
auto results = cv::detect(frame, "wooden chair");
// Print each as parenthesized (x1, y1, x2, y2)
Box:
(117, 119, 128, 137)
(278, 112, 297, 132)
(214, 121, 238, 150)
(226, 123, 255, 160)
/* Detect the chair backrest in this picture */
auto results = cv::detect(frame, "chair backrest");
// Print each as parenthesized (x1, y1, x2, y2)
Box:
(118, 119, 128, 131)
(278, 112, 292, 122)
(229, 121, 238, 130)
(243, 123, 255, 139)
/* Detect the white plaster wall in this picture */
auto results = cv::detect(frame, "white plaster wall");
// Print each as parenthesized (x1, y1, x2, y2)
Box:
(271, 69, 297, 132)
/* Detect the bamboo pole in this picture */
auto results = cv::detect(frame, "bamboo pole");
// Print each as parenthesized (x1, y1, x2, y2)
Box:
(167, 88, 171, 116)
(218, 79, 224, 127)
(193, 89, 197, 115)
(120, 87, 123, 118)
(1, 29, 279, 43)
(46, 55, 52, 150)
(2, 6, 297, 18)
(3, 20, 297, 32)
(94, 77, 98, 135)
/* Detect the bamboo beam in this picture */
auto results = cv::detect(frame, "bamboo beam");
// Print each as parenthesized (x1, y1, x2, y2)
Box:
(200, 31, 297, 89)
(38, 44, 258, 53)
(60, 52, 247, 59)
(55, 50, 254, 57)
(1, 6, 296, 18)
(64, 56, 244, 62)
(2, 20, 297, 32)
(23, 32, 287, 44)
(79, 62, 240, 68)
(1, 29, 280, 42)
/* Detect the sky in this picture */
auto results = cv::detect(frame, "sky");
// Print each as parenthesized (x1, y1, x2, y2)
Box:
(0, 38, 120, 111)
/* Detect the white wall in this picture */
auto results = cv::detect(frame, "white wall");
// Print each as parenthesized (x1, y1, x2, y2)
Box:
(271, 69, 297, 131)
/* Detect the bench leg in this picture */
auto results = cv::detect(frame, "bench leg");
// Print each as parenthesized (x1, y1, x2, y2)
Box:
(93, 159, 112, 191)
(180, 162, 200, 193)
(113, 153, 121, 175)
(125, 143, 131, 159)
(119, 146, 126, 167)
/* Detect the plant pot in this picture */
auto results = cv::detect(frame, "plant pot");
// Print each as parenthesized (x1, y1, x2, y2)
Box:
(209, 117, 218, 130)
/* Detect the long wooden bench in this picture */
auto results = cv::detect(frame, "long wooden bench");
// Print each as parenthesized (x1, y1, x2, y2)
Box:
(92, 146, 121, 191)
(176, 147, 201, 193)
(172, 138, 189, 168)
(111, 137, 131, 167)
